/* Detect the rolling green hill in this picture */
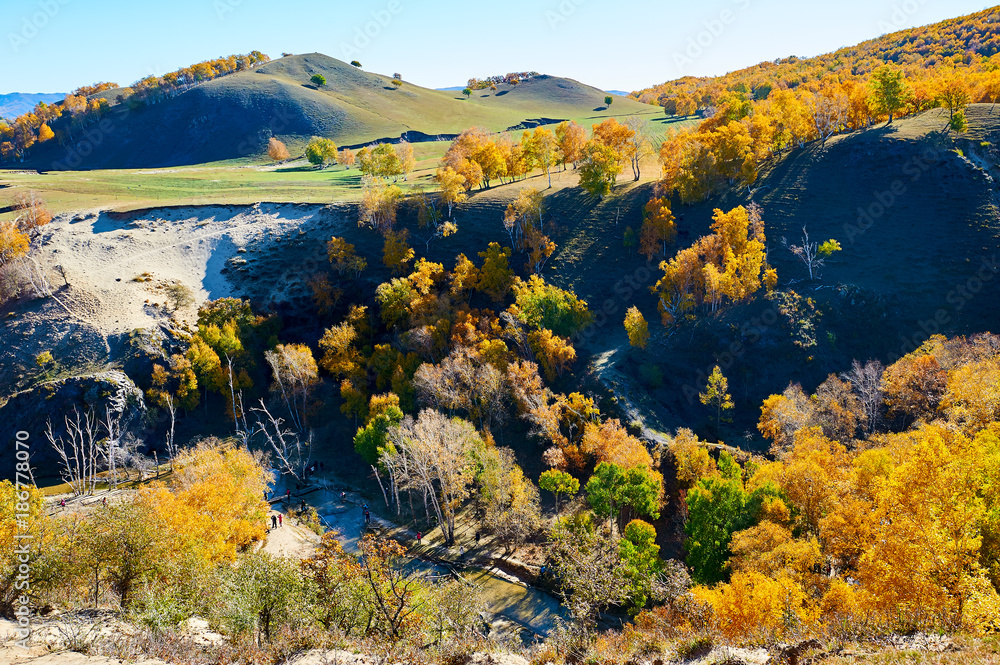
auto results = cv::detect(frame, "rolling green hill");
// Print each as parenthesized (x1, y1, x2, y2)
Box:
(31, 53, 656, 170)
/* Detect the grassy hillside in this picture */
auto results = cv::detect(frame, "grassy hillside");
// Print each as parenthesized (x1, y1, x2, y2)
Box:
(634, 5, 1000, 107)
(24, 53, 658, 170)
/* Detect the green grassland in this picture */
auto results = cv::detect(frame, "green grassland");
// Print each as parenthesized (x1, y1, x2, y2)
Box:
(0, 106, 696, 221)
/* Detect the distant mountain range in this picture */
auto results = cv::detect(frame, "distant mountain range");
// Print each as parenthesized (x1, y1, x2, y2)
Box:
(0, 92, 65, 119)
(604, 90, 631, 97)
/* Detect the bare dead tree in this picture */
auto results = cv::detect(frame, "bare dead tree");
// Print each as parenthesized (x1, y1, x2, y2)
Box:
(163, 393, 178, 471)
(252, 400, 312, 482)
(842, 359, 885, 436)
(784, 226, 823, 280)
(46, 408, 102, 496)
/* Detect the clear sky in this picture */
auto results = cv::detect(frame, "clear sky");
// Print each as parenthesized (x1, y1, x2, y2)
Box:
(1, 0, 993, 94)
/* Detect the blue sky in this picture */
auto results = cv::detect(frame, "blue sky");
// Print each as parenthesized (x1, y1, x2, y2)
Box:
(1, 0, 993, 94)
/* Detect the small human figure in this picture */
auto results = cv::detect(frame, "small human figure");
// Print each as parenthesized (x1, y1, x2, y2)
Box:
(417, 531, 422, 544)
(102, 497, 107, 507)
(364, 510, 371, 524)
(475, 531, 481, 545)
(60, 499, 66, 508)
(300, 499, 307, 511)
(271, 514, 277, 529)
(278, 513, 283, 527)
(460, 546, 465, 558)
(340, 491, 346, 501)
(286, 489, 291, 500)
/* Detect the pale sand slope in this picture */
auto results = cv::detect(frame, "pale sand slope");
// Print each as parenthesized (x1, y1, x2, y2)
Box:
(34, 203, 346, 336)
(1, 203, 347, 392)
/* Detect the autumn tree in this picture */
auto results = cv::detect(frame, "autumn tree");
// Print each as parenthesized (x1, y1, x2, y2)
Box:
(305, 137, 338, 167)
(13, 190, 52, 238)
(619, 519, 663, 612)
(385, 410, 481, 544)
(0, 221, 29, 267)
(382, 229, 414, 275)
(549, 516, 630, 631)
(700, 365, 734, 429)
(263, 343, 318, 431)
(435, 166, 466, 217)
(623, 306, 649, 350)
(578, 140, 623, 198)
(639, 196, 676, 260)
(327, 236, 367, 278)
(359, 175, 403, 232)
(267, 137, 290, 162)
(476, 242, 514, 303)
(512, 274, 591, 337)
(338, 148, 356, 168)
(476, 446, 541, 550)
(555, 120, 587, 169)
(581, 419, 653, 469)
(523, 126, 559, 187)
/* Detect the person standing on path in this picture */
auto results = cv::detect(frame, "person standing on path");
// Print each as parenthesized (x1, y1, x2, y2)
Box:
(417, 531, 422, 544)
(271, 514, 277, 529)
(278, 513, 283, 527)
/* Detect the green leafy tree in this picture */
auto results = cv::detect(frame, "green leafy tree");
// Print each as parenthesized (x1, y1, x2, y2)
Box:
(462, 87, 472, 98)
(512, 275, 592, 337)
(604, 95, 614, 107)
(869, 64, 911, 124)
(950, 109, 968, 133)
(619, 519, 662, 612)
(539, 469, 580, 514)
(683, 451, 780, 584)
(311, 74, 327, 86)
(350, 60, 362, 68)
(585, 462, 661, 531)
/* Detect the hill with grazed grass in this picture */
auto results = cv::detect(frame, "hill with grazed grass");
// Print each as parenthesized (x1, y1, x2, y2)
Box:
(26, 53, 655, 170)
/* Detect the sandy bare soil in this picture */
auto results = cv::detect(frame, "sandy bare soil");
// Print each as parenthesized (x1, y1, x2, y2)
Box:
(1, 203, 350, 395)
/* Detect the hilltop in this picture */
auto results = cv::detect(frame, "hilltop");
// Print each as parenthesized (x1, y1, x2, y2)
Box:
(24, 53, 654, 169)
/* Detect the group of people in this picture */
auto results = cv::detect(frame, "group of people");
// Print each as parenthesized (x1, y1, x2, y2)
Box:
(270, 513, 283, 529)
